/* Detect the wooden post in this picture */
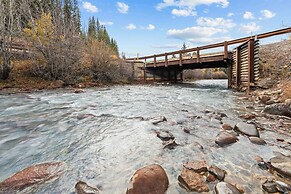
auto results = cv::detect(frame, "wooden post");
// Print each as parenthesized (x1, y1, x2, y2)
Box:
(197, 47, 200, 63)
(179, 51, 182, 66)
(153, 69, 156, 81)
(227, 61, 232, 88)
(165, 53, 168, 67)
(235, 47, 241, 88)
(224, 41, 228, 59)
(248, 39, 255, 84)
(143, 62, 146, 82)
(154, 55, 157, 67)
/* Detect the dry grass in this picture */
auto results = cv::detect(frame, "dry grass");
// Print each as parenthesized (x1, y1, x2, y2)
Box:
(279, 80, 291, 101)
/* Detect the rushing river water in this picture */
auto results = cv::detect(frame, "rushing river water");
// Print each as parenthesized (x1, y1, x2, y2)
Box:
(0, 80, 290, 193)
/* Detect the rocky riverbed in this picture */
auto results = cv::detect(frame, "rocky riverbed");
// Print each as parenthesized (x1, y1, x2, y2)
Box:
(0, 80, 290, 193)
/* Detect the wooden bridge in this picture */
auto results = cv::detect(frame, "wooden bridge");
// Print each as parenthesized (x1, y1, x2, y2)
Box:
(126, 27, 291, 90)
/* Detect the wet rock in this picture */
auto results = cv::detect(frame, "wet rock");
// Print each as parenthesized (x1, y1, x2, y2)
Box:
(249, 137, 266, 145)
(275, 181, 291, 193)
(234, 122, 259, 137)
(206, 173, 216, 182)
(163, 139, 179, 149)
(126, 164, 169, 194)
(262, 181, 278, 193)
(77, 114, 96, 120)
(270, 155, 291, 180)
(221, 123, 233, 131)
(263, 103, 291, 118)
(215, 131, 238, 147)
(259, 95, 271, 104)
(156, 131, 174, 141)
(239, 113, 256, 120)
(74, 89, 85, 94)
(0, 162, 66, 193)
(52, 80, 65, 88)
(214, 182, 242, 194)
(75, 181, 100, 194)
(150, 116, 167, 125)
(209, 165, 226, 181)
(183, 161, 208, 173)
(183, 127, 190, 134)
(178, 168, 209, 192)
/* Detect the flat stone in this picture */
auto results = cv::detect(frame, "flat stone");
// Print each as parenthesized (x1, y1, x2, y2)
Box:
(0, 162, 66, 193)
(263, 103, 291, 118)
(75, 181, 100, 194)
(156, 131, 174, 141)
(150, 116, 167, 125)
(126, 164, 169, 194)
(206, 173, 216, 182)
(249, 137, 266, 145)
(262, 181, 278, 193)
(215, 131, 238, 147)
(183, 161, 208, 173)
(270, 155, 291, 180)
(214, 182, 242, 194)
(275, 181, 291, 193)
(234, 122, 259, 137)
(209, 165, 226, 181)
(163, 139, 179, 149)
(178, 168, 209, 192)
(239, 113, 256, 120)
(221, 124, 233, 130)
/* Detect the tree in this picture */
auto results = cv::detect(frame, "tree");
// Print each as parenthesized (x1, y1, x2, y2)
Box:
(181, 42, 187, 51)
(0, 0, 22, 80)
(72, 0, 81, 32)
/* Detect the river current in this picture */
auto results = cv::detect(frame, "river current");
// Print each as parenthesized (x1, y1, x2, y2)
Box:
(0, 80, 290, 193)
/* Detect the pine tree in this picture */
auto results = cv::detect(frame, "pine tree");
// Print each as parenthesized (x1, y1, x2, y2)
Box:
(72, 0, 81, 32)
(63, 0, 72, 24)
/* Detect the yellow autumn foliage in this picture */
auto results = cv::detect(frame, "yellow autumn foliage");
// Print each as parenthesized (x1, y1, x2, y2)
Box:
(23, 13, 54, 46)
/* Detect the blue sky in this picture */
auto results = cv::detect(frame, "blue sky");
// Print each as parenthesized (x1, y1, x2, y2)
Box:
(79, 0, 291, 57)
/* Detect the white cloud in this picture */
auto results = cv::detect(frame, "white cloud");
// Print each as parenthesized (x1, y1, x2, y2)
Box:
(117, 2, 129, 14)
(167, 26, 224, 40)
(146, 24, 156, 30)
(243, 11, 254, 19)
(240, 22, 260, 34)
(126, 24, 136, 30)
(100, 21, 114, 26)
(196, 17, 236, 30)
(261, 10, 276, 19)
(156, 0, 229, 10)
(172, 8, 197, 17)
(82, 1, 98, 13)
(227, 12, 234, 17)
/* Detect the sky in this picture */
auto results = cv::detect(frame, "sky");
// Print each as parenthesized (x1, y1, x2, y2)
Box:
(79, 0, 291, 57)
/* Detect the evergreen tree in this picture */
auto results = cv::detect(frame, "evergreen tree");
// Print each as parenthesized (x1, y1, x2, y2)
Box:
(72, 0, 81, 32)
(63, 0, 72, 24)
(88, 17, 96, 38)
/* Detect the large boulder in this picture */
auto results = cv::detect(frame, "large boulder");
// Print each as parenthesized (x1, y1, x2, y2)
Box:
(263, 103, 291, 118)
(270, 155, 291, 180)
(234, 122, 259, 137)
(0, 162, 66, 193)
(126, 164, 169, 194)
(214, 182, 242, 194)
(178, 167, 209, 192)
(215, 131, 238, 147)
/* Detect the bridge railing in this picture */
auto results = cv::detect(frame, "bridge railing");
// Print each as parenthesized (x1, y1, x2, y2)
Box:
(126, 27, 291, 66)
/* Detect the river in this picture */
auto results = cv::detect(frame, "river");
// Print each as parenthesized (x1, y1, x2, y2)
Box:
(0, 80, 290, 193)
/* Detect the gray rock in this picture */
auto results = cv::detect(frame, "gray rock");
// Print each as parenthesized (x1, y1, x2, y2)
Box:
(275, 181, 291, 193)
(270, 155, 291, 180)
(262, 181, 278, 193)
(75, 181, 100, 194)
(156, 131, 174, 141)
(150, 116, 167, 125)
(249, 137, 266, 145)
(214, 182, 242, 194)
(234, 122, 259, 137)
(263, 103, 291, 118)
(215, 131, 238, 147)
(209, 165, 226, 181)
